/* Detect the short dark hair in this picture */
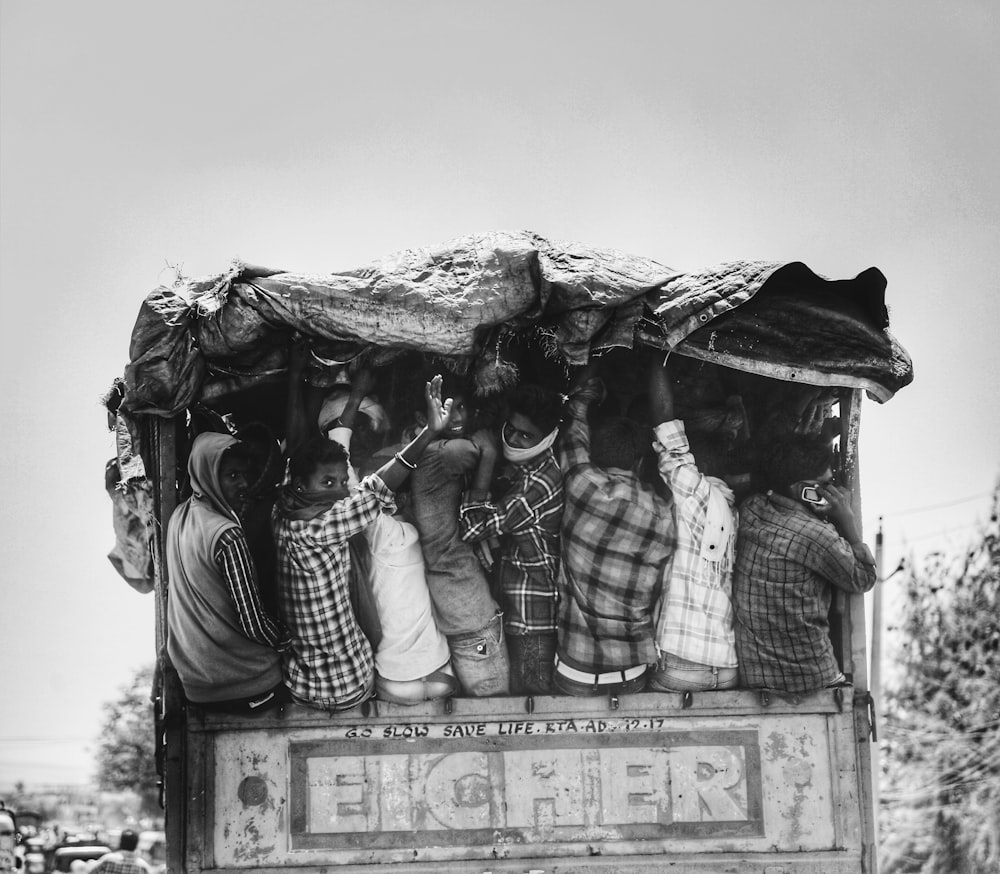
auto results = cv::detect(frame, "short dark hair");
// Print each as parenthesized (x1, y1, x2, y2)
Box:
(119, 830, 138, 852)
(288, 437, 349, 482)
(759, 435, 834, 493)
(591, 416, 645, 470)
(506, 384, 563, 435)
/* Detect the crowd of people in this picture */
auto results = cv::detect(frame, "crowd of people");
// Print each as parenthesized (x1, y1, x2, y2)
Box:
(164, 345, 878, 714)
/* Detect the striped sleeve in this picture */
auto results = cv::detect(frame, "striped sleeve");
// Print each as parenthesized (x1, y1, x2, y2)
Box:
(215, 528, 288, 648)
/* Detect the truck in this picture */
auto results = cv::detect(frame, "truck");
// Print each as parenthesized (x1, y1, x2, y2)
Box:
(111, 231, 913, 874)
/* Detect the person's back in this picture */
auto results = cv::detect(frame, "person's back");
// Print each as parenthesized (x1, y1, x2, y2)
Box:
(272, 438, 392, 711)
(409, 383, 509, 696)
(732, 435, 877, 693)
(555, 375, 674, 695)
(166, 433, 287, 710)
(460, 384, 564, 694)
(411, 437, 493, 630)
(366, 511, 457, 704)
(647, 361, 739, 692)
(325, 393, 458, 707)
(88, 831, 149, 874)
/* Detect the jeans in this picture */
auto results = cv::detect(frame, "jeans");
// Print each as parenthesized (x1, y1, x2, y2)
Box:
(200, 682, 291, 714)
(508, 631, 557, 694)
(290, 675, 374, 712)
(447, 611, 510, 697)
(648, 652, 738, 692)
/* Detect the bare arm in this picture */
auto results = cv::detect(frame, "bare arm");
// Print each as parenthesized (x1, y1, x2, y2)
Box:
(818, 483, 876, 565)
(469, 427, 500, 496)
(284, 339, 326, 454)
(648, 353, 675, 424)
(336, 367, 376, 431)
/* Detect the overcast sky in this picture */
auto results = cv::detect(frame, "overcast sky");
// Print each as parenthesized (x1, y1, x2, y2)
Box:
(1, 0, 997, 787)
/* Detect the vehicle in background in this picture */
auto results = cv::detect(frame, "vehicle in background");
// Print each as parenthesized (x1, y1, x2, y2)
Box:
(0, 805, 18, 874)
(50, 845, 111, 874)
(20, 839, 44, 874)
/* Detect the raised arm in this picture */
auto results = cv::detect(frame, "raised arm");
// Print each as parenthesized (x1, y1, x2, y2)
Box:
(648, 353, 675, 425)
(372, 375, 452, 492)
(334, 367, 376, 431)
(560, 363, 604, 470)
(818, 483, 876, 568)
(284, 338, 326, 455)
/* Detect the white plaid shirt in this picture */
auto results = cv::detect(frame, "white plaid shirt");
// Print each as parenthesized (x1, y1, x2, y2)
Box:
(652, 421, 738, 668)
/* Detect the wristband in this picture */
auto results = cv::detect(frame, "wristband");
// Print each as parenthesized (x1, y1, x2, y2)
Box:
(394, 452, 417, 470)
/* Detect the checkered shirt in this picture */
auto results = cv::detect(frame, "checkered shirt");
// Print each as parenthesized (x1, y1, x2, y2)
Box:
(733, 491, 877, 692)
(652, 421, 737, 668)
(90, 851, 150, 874)
(459, 449, 563, 634)
(273, 475, 395, 708)
(556, 400, 675, 671)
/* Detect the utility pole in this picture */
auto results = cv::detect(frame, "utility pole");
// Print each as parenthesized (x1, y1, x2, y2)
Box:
(870, 517, 884, 826)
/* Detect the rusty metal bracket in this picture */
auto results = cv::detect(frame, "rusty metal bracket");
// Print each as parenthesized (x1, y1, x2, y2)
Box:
(834, 686, 844, 712)
(759, 690, 771, 707)
(682, 691, 694, 709)
(608, 694, 620, 710)
(525, 695, 535, 714)
(444, 696, 454, 715)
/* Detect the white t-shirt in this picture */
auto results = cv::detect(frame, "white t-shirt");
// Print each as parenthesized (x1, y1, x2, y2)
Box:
(366, 513, 450, 681)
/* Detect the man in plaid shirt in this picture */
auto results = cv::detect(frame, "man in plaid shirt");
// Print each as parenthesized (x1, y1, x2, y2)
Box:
(274, 373, 455, 711)
(460, 385, 564, 693)
(89, 830, 150, 874)
(647, 360, 740, 692)
(554, 372, 675, 695)
(733, 434, 877, 693)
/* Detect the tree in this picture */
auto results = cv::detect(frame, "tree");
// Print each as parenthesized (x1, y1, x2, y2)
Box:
(95, 664, 159, 816)
(880, 486, 1000, 874)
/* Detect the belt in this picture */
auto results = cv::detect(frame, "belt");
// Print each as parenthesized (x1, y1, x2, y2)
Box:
(554, 655, 647, 685)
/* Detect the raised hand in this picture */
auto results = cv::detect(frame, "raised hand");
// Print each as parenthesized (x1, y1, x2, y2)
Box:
(425, 375, 454, 435)
(816, 482, 863, 545)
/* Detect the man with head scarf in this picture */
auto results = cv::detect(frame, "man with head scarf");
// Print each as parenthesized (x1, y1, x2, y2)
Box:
(166, 432, 290, 713)
(459, 384, 564, 694)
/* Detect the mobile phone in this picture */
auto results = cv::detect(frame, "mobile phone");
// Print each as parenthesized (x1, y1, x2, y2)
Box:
(801, 485, 829, 507)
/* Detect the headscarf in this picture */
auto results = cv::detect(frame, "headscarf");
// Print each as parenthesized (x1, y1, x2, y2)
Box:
(502, 425, 559, 464)
(188, 432, 242, 523)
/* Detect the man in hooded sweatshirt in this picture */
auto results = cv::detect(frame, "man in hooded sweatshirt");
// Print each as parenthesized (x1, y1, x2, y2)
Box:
(166, 432, 291, 713)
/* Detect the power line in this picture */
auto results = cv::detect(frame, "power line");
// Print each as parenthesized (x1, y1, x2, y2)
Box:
(900, 522, 984, 545)
(881, 491, 993, 519)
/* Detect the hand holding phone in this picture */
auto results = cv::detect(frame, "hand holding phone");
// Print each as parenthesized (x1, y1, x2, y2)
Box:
(800, 484, 830, 509)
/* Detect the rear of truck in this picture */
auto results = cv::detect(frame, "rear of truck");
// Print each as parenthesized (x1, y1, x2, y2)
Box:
(113, 233, 909, 874)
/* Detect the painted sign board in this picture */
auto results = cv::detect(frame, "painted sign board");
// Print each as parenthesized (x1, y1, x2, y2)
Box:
(191, 693, 866, 872)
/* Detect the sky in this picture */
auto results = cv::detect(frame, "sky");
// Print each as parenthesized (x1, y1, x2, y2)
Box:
(1, 0, 997, 788)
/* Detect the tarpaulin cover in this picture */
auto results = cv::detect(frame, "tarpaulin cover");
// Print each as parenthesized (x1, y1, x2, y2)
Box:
(121, 230, 913, 417)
